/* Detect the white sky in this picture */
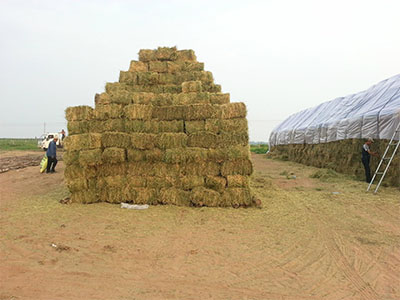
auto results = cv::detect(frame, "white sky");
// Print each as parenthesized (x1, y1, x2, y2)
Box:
(0, 0, 399, 141)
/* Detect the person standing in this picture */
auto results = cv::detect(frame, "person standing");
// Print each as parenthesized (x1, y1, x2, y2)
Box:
(46, 135, 59, 173)
(361, 138, 379, 183)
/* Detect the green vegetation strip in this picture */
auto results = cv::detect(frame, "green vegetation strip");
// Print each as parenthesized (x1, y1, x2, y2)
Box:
(0, 139, 39, 151)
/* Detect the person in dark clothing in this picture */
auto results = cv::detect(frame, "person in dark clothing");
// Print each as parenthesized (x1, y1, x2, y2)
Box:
(46, 135, 58, 173)
(361, 138, 379, 183)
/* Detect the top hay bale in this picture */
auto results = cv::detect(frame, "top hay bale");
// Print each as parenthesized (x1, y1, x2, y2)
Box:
(139, 47, 197, 62)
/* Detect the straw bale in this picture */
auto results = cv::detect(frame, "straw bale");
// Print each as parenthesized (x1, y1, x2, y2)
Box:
(137, 72, 159, 85)
(152, 105, 185, 120)
(221, 159, 253, 176)
(205, 118, 248, 134)
(205, 176, 226, 192)
(102, 132, 131, 148)
(129, 60, 148, 72)
(95, 93, 111, 105)
(185, 120, 205, 134)
(79, 149, 103, 167)
(176, 50, 197, 61)
(97, 163, 127, 177)
(204, 83, 221, 93)
(156, 133, 187, 149)
(166, 61, 204, 73)
(127, 149, 145, 162)
(219, 102, 247, 119)
(89, 119, 125, 133)
(98, 188, 127, 203)
(102, 147, 126, 164)
(67, 120, 89, 135)
(210, 93, 230, 105)
(131, 188, 158, 205)
(105, 82, 129, 94)
(124, 104, 153, 120)
(221, 188, 252, 207)
(163, 148, 209, 163)
(131, 133, 156, 150)
(151, 93, 174, 106)
(182, 161, 220, 176)
(96, 175, 126, 189)
(226, 175, 250, 188)
(119, 71, 137, 85)
(127, 148, 163, 162)
(127, 161, 181, 177)
(139, 49, 156, 62)
(190, 187, 220, 207)
(146, 176, 173, 189)
(64, 133, 102, 151)
(131, 92, 155, 105)
(148, 61, 168, 73)
(66, 178, 87, 192)
(187, 132, 218, 148)
(158, 73, 177, 85)
(95, 104, 124, 119)
(63, 150, 80, 166)
(182, 81, 202, 93)
(173, 92, 210, 105)
(126, 175, 147, 187)
(158, 120, 184, 133)
(160, 188, 191, 206)
(155, 47, 178, 61)
(209, 145, 250, 162)
(65, 106, 94, 121)
(173, 176, 205, 190)
(184, 104, 215, 120)
(71, 189, 98, 204)
(218, 131, 249, 147)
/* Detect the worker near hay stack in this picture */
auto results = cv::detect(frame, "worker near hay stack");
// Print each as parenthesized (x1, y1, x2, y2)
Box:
(361, 138, 379, 183)
(46, 135, 58, 173)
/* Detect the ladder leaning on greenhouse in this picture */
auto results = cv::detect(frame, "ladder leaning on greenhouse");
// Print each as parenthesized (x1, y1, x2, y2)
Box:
(367, 122, 400, 193)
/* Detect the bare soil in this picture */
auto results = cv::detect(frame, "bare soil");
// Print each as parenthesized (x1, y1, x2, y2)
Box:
(0, 153, 399, 300)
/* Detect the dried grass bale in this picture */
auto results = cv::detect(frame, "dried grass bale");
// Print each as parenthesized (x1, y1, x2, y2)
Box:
(64, 133, 102, 151)
(70, 189, 98, 204)
(130, 133, 156, 150)
(97, 163, 127, 177)
(101, 132, 131, 148)
(205, 176, 226, 192)
(65, 178, 87, 192)
(173, 176, 204, 190)
(209, 145, 250, 162)
(182, 81, 202, 93)
(163, 148, 209, 163)
(64, 164, 96, 180)
(185, 120, 205, 134)
(221, 188, 252, 207)
(160, 188, 190, 206)
(182, 161, 220, 176)
(176, 49, 197, 61)
(129, 60, 148, 72)
(102, 147, 126, 164)
(95, 93, 111, 106)
(151, 93, 174, 106)
(218, 132, 249, 147)
(127, 161, 181, 177)
(65, 106, 94, 121)
(155, 46, 178, 61)
(221, 159, 253, 176)
(127, 149, 163, 162)
(226, 175, 250, 188)
(148, 61, 168, 73)
(137, 72, 159, 85)
(173, 92, 210, 106)
(63, 150, 80, 166)
(95, 104, 124, 119)
(138, 49, 156, 62)
(219, 102, 247, 119)
(119, 71, 137, 85)
(146, 176, 173, 189)
(190, 187, 220, 207)
(152, 105, 185, 120)
(79, 149, 103, 167)
(156, 133, 187, 149)
(67, 120, 90, 135)
(187, 132, 218, 148)
(205, 118, 248, 134)
(131, 92, 156, 105)
(210, 93, 230, 105)
(131, 188, 158, 205)
(124, 104, 152, 120)
(184, 104, 215, 120)
(126, 175, 147, 187)
(89, 119, 125, 133)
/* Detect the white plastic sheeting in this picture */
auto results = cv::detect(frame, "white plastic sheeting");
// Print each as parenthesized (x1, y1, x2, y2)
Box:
(269, 74, 400, 146)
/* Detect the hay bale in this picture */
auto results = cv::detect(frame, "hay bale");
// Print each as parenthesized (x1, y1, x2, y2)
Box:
(176, 50, 197, 61)
(119, 71, 137, 85)
(129, 60, 148, 72)
(95, 93, 111, 105)
(124, 104, 152, 120)
(163, 148, 209, 163)
(131, 92, 155, 105)
(205, 176, 226, 192)
(204, 83, 221, 93)
(210, 93, 230, 105)
(137, 72, 159, 85)
(182, 161, 220, 176)
(151, 93, 174, 106)
(66, 178, 87, 192)
(184, 104, 215, 120)
(67, 120, 90, 135)
(98, 187, 127, 203)
(182, 81, 202, 93)
(146, 176, 173, 189)
(205, 119, 248, 134)
(127, 161, 181, 177)
(102, 132, 131, 148)
(138, 49, 156, 62)
(173, 92, 210, 105)
(127, 148, 162, 162)
(187, 132, 218, 148)
(156, 133, 187, 149)
(64, 133, 102, 151)
(160, 188, 191, 206)
(152, 105, 185, 120)
(158, 120, 184, 133)
(158, 73, 177, 85)
(130, 188, 158, 205)
(125, 120, 183, 133)
(126, 175, 147, 187)
(89, 119, 125, 133)
(219, 102, 247, 119)
(209, 145, 250, 162)
(96, 175, 126, 189)
(173, 176, 204, 190)
(127, 149, 145, 162)
(79, 149, 103, 167)
(130, 133, 156, 150)
(148, 61, 169, 73)
(63, 150, 80, 166)
(155, 47, 178, 61)
(102, 147, 126, 164)
(226, 175, 250, 188)
(221, 188, 252, 207)
(218, 132, 249, 147)
(221, 159, 253, 176)
(65, 106, 94, 121)
(96, 163, 127, 177)
(185, 120, 205, 134)
(70, 189, 98, 204)
(190, 187, 220, 207)
(95, 104, 124, 120)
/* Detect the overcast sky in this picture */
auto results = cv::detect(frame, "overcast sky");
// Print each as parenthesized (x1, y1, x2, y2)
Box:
(0, 0, 399, 141)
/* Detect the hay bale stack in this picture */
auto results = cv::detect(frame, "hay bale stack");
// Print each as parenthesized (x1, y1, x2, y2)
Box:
(64, 47, 254, 206)
(269, 139, 399, 187)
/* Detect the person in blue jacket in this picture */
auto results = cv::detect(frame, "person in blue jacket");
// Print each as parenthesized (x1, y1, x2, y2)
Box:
(361, 138, 379, 183)
(46, 135, 59, 173)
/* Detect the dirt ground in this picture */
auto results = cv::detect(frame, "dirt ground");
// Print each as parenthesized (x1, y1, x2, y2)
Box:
(0, 151, 44, 173)
(0, 153, 399, 300)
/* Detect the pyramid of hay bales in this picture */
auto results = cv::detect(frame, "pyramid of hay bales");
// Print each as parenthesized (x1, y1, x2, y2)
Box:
(64, 47, 254, 207)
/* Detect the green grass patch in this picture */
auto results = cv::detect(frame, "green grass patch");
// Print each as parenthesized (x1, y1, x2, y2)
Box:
(250, 144, 269, 154)
(0, 138, 39, 151)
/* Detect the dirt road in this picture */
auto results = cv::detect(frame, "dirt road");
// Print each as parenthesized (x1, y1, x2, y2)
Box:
(0, 153, 399, 300)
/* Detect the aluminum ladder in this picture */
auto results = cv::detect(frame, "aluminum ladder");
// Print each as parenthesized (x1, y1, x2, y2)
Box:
(367, 122, 400, 193)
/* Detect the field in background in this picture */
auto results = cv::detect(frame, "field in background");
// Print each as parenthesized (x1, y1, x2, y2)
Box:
(0, 138, 39, 152)
(1, 153, 399, 300)
(250, 143, 269, 154)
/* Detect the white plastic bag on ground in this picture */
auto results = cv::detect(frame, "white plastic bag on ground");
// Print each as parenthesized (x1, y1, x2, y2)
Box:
(120, 203, 149, 210)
